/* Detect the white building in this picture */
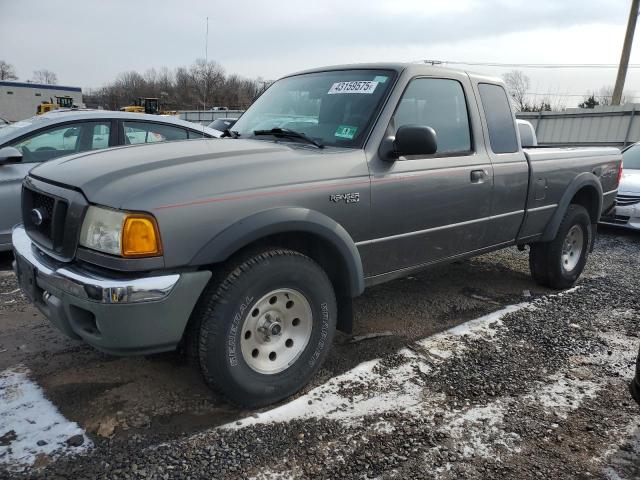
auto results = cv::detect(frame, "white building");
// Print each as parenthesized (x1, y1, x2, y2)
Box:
(0, 81, 85, 122)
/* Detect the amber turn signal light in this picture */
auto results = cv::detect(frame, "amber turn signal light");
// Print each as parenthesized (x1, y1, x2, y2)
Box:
(121, 214, 162, 257)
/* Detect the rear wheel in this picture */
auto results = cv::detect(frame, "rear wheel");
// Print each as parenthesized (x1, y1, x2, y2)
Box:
(194, 249, 337, 407)
(529, 204, 591, 289)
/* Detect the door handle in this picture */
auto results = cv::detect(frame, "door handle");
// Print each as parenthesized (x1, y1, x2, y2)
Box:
(470, 169, 488, 184)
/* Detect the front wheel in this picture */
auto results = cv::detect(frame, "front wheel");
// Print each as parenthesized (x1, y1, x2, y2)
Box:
(529, 204, 592, 289)
(195, 249, 337, 407)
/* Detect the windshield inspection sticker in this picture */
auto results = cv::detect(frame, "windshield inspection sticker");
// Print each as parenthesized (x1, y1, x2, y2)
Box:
(328, 81, 378, 95)
(373, 75, 388, 83)
(335, 125, 358, 139)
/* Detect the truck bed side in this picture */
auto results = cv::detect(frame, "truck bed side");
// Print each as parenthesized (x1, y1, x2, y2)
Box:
(518, 146, 621, 243)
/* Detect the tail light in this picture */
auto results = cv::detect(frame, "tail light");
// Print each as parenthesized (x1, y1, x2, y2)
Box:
(616, 160, 623, 186)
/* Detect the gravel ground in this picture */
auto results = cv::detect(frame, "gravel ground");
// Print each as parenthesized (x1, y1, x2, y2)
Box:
(0, 227, 639, 479)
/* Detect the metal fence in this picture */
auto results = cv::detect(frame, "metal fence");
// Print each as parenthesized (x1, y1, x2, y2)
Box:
(178, 110, 244, 125)
(516, 105, 640, 148)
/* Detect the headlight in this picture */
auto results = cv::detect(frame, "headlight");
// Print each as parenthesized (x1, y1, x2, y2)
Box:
(79, 206, 162, 257)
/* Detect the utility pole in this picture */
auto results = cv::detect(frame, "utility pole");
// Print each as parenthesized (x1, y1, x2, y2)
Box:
(613, 0, 640, 105)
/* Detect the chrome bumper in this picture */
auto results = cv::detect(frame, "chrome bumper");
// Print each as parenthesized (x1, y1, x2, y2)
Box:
(12, 225, 179, 304)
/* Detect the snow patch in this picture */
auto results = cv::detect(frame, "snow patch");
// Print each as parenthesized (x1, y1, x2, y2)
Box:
(0, 365, 91, 471)
(416, 302, 530, 360)
(524, 373, 600, 418)
(443, 402, 520, 459)
(226, 358, 425, 429)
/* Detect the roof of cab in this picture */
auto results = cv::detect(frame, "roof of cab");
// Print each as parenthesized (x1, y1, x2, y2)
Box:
(285, 62, 504, 85)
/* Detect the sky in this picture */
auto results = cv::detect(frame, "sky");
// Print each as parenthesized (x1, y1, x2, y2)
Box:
(1, 0, 640, 106)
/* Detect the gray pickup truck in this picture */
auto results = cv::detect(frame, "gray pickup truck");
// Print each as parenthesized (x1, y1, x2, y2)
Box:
(9, 63, 621, 407)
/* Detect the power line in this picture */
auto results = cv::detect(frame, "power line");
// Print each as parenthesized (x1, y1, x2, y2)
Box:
(525, 91, 640, 99)
(422, 60, 640, 69)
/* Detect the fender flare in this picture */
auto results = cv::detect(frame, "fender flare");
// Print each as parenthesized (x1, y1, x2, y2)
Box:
(541, 172, 602, 242)
(190, 207, 365, 297)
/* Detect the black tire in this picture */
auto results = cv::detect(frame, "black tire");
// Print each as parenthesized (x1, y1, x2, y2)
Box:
(529, 204, 591, 289)
(195, 249, 337, 408)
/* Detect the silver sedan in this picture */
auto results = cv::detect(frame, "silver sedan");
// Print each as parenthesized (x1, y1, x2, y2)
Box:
(0, 110, 220, 251)
(600, 142, 640, 230)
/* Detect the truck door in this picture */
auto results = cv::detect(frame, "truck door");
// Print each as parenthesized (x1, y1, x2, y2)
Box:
(362, 76, 493, 277)
(474, 83, 529, 245)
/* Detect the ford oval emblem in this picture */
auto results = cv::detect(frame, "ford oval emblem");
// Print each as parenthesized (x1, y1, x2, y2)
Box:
(30, 208, 44, 226)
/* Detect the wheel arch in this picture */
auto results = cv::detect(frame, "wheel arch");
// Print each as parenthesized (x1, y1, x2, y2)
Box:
(541, 173, 602, 242)
(190, 207, 365, 299)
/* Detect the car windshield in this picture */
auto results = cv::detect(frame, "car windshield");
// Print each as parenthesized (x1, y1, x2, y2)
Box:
(232, 69, 396, 148)
(0, 116, 46, 142)
(623, 143, 640, 170)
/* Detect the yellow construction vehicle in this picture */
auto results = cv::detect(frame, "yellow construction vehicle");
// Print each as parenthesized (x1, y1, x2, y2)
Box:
(36, 96, 75, 115)
(120, 98, 159, 115)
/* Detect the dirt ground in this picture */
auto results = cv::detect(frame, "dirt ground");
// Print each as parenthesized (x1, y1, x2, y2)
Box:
(0, 226, 639, 479)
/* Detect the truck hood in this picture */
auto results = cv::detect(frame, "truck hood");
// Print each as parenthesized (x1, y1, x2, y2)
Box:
(619, 169, 640, 194)
(29, 138, 334, 209)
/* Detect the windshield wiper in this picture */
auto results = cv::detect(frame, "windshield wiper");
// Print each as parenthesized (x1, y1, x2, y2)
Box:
(253, 128, 324, 149)
(221, 129, 240, 138)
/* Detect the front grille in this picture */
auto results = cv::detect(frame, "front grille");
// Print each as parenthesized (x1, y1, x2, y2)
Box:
(27, 190, 56, 239)
(616, 194, 640, 207)
(22, 186, 69, 253)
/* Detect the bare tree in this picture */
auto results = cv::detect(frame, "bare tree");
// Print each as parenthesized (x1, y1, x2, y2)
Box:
(0, 60, 18, 80)
(190, 58, 225, 108)
(502, 70, 531, 111)
(84, 59, 260, 111)
(595, 85, 632, 105)
(32, 69, 58, 85)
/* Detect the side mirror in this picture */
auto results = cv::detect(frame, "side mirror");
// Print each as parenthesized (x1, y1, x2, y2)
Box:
(0, 146, 23, 166)
(379, 125, 438, 161)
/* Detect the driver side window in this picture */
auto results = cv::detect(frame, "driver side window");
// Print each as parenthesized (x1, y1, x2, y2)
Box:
(393, 78, 472, 155)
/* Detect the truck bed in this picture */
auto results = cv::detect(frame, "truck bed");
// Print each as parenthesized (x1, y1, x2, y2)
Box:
(518, 146, 621, 242)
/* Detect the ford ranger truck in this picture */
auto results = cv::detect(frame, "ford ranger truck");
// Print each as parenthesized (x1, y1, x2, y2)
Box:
(9, 64, 622, 407)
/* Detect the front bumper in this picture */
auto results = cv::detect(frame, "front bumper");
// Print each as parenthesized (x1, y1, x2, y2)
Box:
(600, 202, 640, 230)
(12, 225, 211, 355)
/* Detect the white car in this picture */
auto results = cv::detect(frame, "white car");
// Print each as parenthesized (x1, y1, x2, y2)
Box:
(600, 142, 640, 230)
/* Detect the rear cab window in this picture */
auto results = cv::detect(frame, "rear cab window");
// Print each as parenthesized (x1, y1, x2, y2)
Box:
(477, 83, 519, 154)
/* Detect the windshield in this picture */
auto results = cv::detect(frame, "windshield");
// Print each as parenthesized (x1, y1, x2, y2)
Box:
(0, 116, 46, 142)
(623, 143, 640, 170)
(232, 69, 396, 148)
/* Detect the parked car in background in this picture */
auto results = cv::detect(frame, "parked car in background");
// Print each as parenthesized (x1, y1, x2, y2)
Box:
(600, 142, 640, 230)
(0, 110, 219, 251)
(10, 63, 621, 408)
(207, 117, 238, 135)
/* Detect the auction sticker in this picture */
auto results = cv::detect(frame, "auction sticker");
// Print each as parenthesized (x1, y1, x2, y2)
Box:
(335, 125, 358, 139)
(328, 81, 378, 94)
